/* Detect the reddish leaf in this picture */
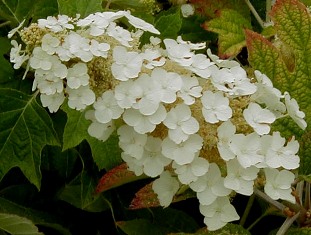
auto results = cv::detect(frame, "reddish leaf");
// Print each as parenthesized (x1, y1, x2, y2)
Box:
(130, 182, 160, 209)
(190, 0, 249, 19)
(95, 163, 147, 194)
(130, 183, 195, 210)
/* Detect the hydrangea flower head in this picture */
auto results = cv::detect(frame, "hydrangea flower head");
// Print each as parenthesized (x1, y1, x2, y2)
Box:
(8, 10, 307, 232)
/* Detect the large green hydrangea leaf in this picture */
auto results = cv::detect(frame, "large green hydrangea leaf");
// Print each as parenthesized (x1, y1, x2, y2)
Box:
(0, 37, 14, 84)
(0, 88, 59, 189)
(203, 9, 252, 58)
(245, 0, 311, 173)
(170, 223, 250, 235)
(62, 104, 122, 170)
(117, 208, 199, 235)
(57, 0, 103, 18)
(0, 0, 58, 24)
(0, 213, 43, 235)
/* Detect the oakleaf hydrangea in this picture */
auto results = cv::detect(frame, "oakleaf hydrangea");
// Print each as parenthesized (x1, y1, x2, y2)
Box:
(8, 10, 306, 231)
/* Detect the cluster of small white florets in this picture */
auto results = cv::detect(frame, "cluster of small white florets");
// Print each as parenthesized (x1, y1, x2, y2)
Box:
(9, 11, 307, 231)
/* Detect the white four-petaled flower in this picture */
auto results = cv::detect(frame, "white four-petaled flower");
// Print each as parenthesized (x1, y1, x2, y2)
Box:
(199, 196, 240, 231)
(152, 171, 180, 207)
(163, 104, 199, 144)
(243, 102, 276, 135)
(190, 163, 231, 206)
(201, 90, 232, 124)
(111, 46, 142, 81)
(264, 168, 295, 203)
(284, 92, 307, 130)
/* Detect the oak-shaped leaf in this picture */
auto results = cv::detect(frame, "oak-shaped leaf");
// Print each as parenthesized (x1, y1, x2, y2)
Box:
(61, 103, 122, 170)
(0, 88, 59, 189)
(57, 0, 103, 18)
(58, 170, 109, 212)
(245, 0, 311, 173)
(0, 0, 58, 24)
(203, 9, 252, 58)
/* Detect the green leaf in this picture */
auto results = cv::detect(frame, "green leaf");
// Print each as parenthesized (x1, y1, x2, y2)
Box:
(300, 131, 311, 174)
(0, 89, 59, 189)
(117, 219, 167, 235)
(0, 197, 71, 235)
(86, 134, 122, 171)
(57, 0, 103, 18)
(0, 37, 14, 84)
(61, 103, 90, 151)
(58, 170, 109, 212)
(245, 0, 311, 173)
(152, 208, 199, 233)
(0, 213, 43, 235)
(0, 0, 58, 24)
(61, 103, 122, 170)
(298, 174, 311, 183)
(203, 9, 252, 58)
(169, 223, 250, 235)
(272, 228, 311, 235)
(117, 208, 199, 235)
(154, 7, 182, 39)
(179, 15, 216, 43)
(42, 146, 78, 179)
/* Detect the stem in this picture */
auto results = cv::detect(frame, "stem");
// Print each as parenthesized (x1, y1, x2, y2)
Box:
(254, 188, 286, 211)
(266, 0, 272, 22)
(240, 194, 255, 226)
(244, 0, 265, 28)
(105, 0, 112, 10)
(103, 197, 118, 229)
(296, 180, 305, 205)
(276, 212, 300, 235)
(305, 182, 310, 210)
(22, 60, 30, 81)
(0, 21, 10, 28)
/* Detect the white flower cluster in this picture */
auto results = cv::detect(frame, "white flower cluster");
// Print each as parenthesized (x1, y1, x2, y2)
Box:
(9, 11, 306, 231)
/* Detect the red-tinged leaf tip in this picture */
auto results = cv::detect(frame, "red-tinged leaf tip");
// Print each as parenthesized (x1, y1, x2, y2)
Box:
(129, 183, 160, 210)
(96, 163, 146, 194)
(129, 182, 196, 210)
(271, 0, 306, 17)
(115, 221, 125, 227)
(244, 29, 274, 53)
